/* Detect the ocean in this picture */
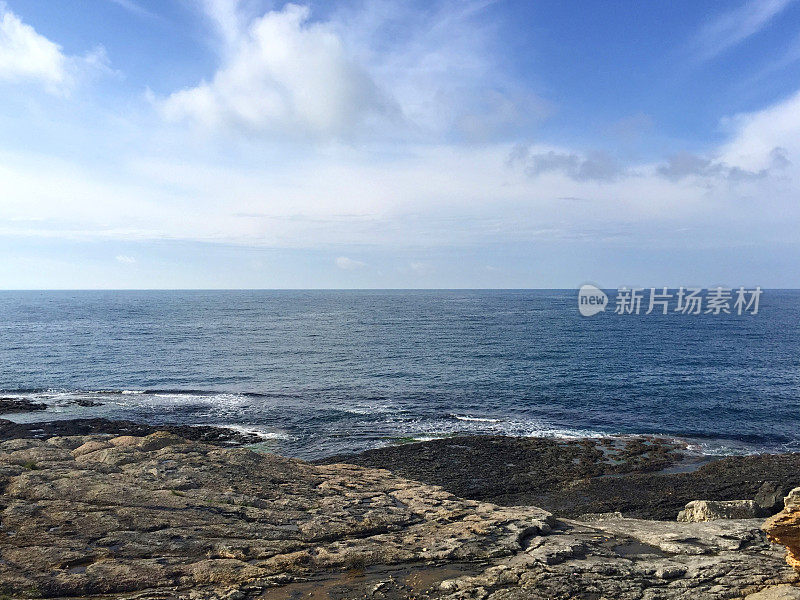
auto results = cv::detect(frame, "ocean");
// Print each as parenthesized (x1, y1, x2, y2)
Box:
(0, 289, 798, 459)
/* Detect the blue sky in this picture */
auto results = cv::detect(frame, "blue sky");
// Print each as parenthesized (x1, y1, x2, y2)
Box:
(1, 0, 800, 288)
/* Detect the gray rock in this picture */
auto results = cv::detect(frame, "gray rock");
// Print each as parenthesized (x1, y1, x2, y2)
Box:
(0, 434, 796, 600)
(677, 499, 767, 522)
(745, 584, 800, 599)
(757, 482, 788, 514)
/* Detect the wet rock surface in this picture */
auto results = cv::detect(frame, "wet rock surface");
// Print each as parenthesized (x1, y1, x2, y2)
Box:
(324, 436, 800, 520)
(0, 398, 47, 414)
(0, 433, 797, 599)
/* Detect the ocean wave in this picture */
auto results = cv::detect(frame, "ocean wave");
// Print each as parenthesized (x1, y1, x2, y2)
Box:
(213, 424, 293, 441)
(2, 388, 798, 458)
(452, 414, 503, 423)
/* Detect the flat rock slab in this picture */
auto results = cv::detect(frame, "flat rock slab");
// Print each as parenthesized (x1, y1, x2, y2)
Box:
(0, 434, 796, 599)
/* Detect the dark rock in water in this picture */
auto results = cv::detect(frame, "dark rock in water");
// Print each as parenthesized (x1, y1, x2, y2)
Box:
(757, 481, 788, 514)
(72, 399, 103, 407)
(0, 397, 47, 414)
(0, 417, 262, 446)
(323, 436, 800, 520)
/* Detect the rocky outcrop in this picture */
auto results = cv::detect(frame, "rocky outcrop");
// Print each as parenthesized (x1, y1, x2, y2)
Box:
(678, 499, 767, 522)
(766, 487, 800, 572)
(0, 433, 797, 599)
(0, 398, 46, 414)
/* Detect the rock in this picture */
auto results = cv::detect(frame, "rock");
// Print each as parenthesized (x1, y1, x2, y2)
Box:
(745, 584, 800, 599)
(109, 435, 141, 448)
(71, 440, 112, 457)
(0, 434, 796, 600)
(72, 399, 103, 407)
(138, 431, 188, 451)
(678, 500, 766, 522)
(0, 397, 46, 414)
(0, 417, 264, 445)
(578, 511, 624, 521)
(322, 435, 800, 520)
(758, 482, 788, 514)
(765, 487, 800, 573)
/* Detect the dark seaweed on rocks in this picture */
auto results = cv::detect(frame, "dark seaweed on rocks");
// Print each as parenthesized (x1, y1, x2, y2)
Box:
(322, 435, 800, 520)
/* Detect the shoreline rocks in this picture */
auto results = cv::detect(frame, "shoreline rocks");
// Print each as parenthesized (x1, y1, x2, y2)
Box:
(1, 432, 798, 599)
(0, 398, 47, 414)
(0, 417, 264, 446)
(322, 435, 800, 520)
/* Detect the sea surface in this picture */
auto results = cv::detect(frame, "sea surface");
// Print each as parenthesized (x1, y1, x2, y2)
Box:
(0, 290, 798, 459)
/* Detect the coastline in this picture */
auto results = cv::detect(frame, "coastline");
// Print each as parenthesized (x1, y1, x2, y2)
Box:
(3, 408, 800, 521)
(1, 425, 799, 599)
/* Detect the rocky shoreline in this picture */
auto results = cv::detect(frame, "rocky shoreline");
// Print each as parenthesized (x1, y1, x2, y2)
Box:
(322, 435, 800, 520)
(0, 417, 266, 446)
(2, 422, 800, 598)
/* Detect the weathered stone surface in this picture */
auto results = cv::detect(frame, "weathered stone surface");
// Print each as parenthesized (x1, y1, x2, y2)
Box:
(678, 499, 767, 522)
(765, 487, 800, 572)
(745, 584, 800, 599)
(0, 434, 796, 600)
(758, 482, 788, 514)
(435, 514, 796, 600)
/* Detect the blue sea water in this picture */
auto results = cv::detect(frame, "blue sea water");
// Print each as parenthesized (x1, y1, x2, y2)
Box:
(0, 289, 798, 459)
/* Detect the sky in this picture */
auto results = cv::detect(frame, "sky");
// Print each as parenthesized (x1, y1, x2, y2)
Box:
(1, 0, 800, 288)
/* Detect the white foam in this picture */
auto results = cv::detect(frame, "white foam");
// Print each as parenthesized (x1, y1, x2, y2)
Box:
(452, 414, 503, 423)
(214, 424, 293, 441)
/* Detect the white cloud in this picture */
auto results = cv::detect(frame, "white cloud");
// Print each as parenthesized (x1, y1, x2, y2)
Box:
(689, 0, 795, 62)
(0, 5, 67, 90)
(160, 1, 541, 142)
(3, 83, 800, 256)
(107, 0, 159, 21)
(115, 255, 137, 264)
(334, 0, 547, 140)
(161, 3, 394, 139)
(0, 4, 110, 94)
(717, 89, 800, 170)
(335, 256, 366, 270)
